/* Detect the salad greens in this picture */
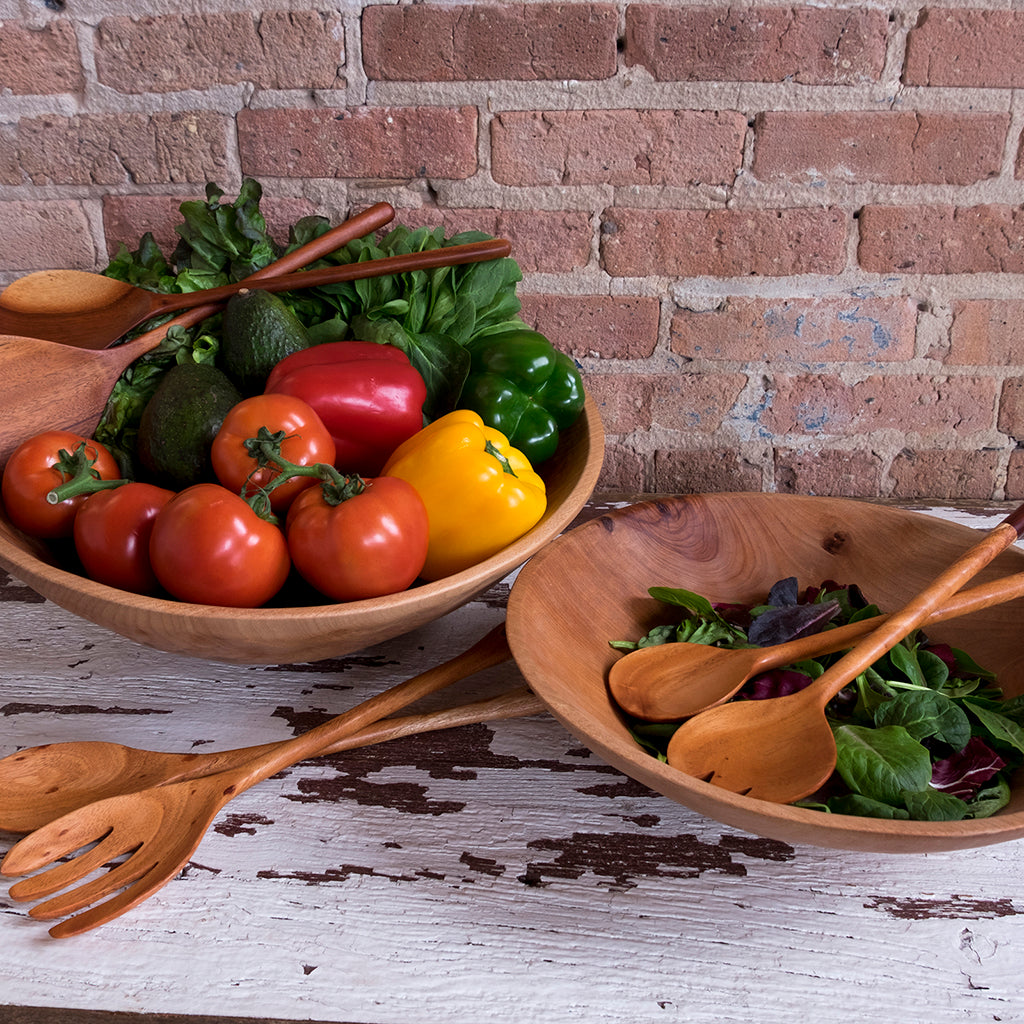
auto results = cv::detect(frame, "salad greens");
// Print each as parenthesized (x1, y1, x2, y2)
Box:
(97, 178, 530, 465)
(613, 578, 1024, 822)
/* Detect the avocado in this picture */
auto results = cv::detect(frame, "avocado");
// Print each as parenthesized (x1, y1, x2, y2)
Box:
(137, 361, 242, 489)
(221, 288, 312, 393)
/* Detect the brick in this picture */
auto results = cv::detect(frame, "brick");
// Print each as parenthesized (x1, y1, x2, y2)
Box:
(0, 200, 97, 271)
(759, 374, 997, 437)
(601, 207, 848, 278)
(0, 126, 20, 186)
(858, 205, 1024, 275)
(362, 3, 616, 82)
(997, 378, 1024, 440)
(0, 19, 84, 95)
(1004, 450, 1024, 500)
(774, 448, 882, 497)
(584, 372, 747, 435)
(653, 449, 763, 494)
(671, 296, 917, 363)
(238, 107, 477, 181)
(102, 194, 316, 261)
(598, 442, 649, 492)
(753, 111, 1007, 186)
(94, 12, 344, 93)
(407, 208, 591, 274)
(518, 294, 660, 360)
(904, 8, 1024, 88)
(624, 5, 887, 84)
(491, 109, 745, 187)
(889, 448, 1000, 500)
(16, 111, 230, 186)
(948, 300, 1024, 367)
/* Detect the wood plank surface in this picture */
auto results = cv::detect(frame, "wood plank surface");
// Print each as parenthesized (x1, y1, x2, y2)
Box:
(1, 499, 1022, 1024)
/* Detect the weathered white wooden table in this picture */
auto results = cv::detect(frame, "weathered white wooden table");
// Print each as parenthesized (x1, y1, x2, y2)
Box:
(1, 498, 1022, 1024)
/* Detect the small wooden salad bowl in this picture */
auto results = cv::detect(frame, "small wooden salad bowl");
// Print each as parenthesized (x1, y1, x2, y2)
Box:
(506, 492, 1024, 852)
(0, 398, 603, 665)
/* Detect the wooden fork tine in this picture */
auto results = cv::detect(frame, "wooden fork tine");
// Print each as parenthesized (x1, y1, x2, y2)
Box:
(26, 849, 160, 920)
(1, 818, 113, 877)
(25, 806, 211, 924)
(47, 857, 192, 939)
(7, 833, 139, 903)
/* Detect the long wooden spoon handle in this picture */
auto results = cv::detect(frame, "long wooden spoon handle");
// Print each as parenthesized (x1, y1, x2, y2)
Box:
(148, 237, 512, 314)
(219, 623, 514, 793)
(162, 684, 543, 782)
(803, 505, 1024, 710)
(126, 201, 395, 345)
(317, 685, 544, 751)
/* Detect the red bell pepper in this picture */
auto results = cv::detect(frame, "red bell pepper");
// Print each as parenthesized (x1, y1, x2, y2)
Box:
(264, 341, 427, 475)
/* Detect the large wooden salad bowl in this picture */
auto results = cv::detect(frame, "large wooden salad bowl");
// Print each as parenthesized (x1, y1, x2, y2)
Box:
(0, 398, 603, 665)
(505, 493, 1024, 853)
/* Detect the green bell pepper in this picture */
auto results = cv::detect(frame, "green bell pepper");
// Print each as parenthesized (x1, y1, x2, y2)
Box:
(456, 328, 585, 465)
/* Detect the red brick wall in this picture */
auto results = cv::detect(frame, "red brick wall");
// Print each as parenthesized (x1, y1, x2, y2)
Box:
(3, 3, 1024, 500)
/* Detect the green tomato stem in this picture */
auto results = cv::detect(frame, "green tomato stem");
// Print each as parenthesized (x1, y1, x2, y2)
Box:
(46, 444, 127, 505)
(242, 427, 366, 512)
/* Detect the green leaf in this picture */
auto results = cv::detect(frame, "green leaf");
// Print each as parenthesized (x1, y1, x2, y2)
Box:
(825, 793, 911, 819)
(648, 586, 718, 618)
(901, 787, 969, 821)
(608, 623, 677, 651)
(916, 648, 951, 690)
(888, 642, 928, 687)
(964, 775, 1012, 819)
(872, 689, 972, 749)
(950, 647, 998, 681)
(626, 720, 678, 761)
(963, 700, 1024, 757)
(833, 724, 933, 805)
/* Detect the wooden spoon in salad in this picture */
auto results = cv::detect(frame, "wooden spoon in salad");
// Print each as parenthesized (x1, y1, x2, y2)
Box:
(610, 571, 1024, 722)
(665, 502, 1024, 803)
(0, 237, 510, 468)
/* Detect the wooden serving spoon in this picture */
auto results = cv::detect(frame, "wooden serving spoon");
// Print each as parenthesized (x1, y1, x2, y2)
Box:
(0, 624, 541, 938)
(0, 237, 510, 469)
(665, 502, 1024, 804)
(610, 571, 1024, 722)
(0, 237, 510, 350)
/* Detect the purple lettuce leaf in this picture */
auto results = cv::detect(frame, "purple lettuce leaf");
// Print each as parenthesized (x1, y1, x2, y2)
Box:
(930, 736, 1007, 800)
(746, 600, 841, 647)
(739, 668, 815, 701)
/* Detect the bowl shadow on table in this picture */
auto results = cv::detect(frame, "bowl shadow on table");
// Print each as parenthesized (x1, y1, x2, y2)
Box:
(0, 398, 604, 666)
(506, 492, 1024, 854)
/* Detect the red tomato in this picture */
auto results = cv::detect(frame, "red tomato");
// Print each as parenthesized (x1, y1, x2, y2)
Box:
(211, 394, 336, 514)
(149, 483, 291, 607)
(73, 482, 175, 595)
(286, 476, 429, 601)
(1, 430, 121, 539)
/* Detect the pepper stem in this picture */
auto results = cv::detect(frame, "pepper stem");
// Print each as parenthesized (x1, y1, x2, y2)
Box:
(485, 439, 518, 477)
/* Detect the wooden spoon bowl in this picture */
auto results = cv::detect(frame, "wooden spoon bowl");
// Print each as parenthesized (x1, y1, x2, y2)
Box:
(0, 398, 603, 665)
(505, 493, 1024, 853)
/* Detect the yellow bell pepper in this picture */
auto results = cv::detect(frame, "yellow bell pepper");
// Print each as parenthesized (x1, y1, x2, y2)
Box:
(381, 409, 547, 581)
